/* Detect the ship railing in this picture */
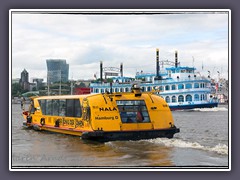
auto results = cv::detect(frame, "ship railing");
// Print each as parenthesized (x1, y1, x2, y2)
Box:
(91, 82, 134, 87)
(153, 76, 210, 83)
(159, 88, 211, 95)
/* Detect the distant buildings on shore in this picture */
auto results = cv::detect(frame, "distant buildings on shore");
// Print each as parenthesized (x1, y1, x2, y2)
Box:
(12, 59, 93, 97)
(12, 59, 70, 91)
(19, 69, 30, 91)
(12, 59, 229, 104)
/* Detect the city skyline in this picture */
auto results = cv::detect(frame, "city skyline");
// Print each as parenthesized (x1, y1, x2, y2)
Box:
(11, 10, 230, 82)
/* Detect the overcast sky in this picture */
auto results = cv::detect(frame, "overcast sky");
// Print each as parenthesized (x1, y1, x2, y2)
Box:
(11, 10, 229, 82)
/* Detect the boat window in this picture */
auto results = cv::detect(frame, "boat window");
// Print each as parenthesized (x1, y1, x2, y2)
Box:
(201, 94, 207, 101)
(186, 95, 192, 102)
(29, 100, 35, 114)
(66, 99, 74, 117)
(171, 85, 176, 90)
(66, 99, 82, 117)
(38, 99, 46, 115)
(165, 85, 170, 91)
(52, 99, 60, 116)
(186, 83, 192, 89)
(74, 99, 82, 117)
(194, 94, 199, 101)
(160, 86, 163, 91)
(59, 99, 66, 116)
(178, 84, 184, 90)
(165, 96, 170, 103)
(172, 96, 176, 103)
(168, 70, 171, 77)
(46, 100, 53, 115)
(178, 95, 184, 102)
(200, 83, 204, 88)
(194, 83, 199, 88)
(116, 100, 150, 123)
(38, 99, 82, 117)
(147, 86, 151, 91)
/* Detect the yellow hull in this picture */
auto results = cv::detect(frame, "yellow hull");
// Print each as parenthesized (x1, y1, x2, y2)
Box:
(22, 86, 180, 141)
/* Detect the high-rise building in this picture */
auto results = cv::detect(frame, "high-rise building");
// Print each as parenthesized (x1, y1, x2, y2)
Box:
(19, 69, 30, 90)
(46, 59, 69, 84)
(32, 78, 44, 90)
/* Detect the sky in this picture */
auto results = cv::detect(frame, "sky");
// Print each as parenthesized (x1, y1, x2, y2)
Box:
(11, 10, 230, 82)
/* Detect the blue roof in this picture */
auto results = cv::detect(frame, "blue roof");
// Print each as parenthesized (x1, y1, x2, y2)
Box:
(111, 76, 134, 80)
(166, 66, 196, 71)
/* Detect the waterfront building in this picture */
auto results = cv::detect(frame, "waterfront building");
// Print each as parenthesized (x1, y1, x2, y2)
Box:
(32, 78, 44, 90)
(19, 69, 30, 91)
(46, 59, 69, 84)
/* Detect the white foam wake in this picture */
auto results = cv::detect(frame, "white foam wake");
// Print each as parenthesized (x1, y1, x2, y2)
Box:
(146, 138, 228, 155)
(192, 107, 228, 112)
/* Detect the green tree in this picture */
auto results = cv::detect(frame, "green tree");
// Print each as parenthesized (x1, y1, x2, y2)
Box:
(12, 83, 23, 97)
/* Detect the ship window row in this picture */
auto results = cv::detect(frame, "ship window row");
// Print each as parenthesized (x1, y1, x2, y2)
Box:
(38, 99, 82, 117)
(92, 82, 207, 93)
(164, 94, 207, 103)
(93, 87, 131, 93)
(142, 83, 206, 91)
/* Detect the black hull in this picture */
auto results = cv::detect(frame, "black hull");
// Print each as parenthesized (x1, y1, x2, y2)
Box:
(81, 127, 180, 142)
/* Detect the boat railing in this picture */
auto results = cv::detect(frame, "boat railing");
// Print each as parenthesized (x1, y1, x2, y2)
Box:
(153, 76, 210, 83)
(91, 82, 135, 87)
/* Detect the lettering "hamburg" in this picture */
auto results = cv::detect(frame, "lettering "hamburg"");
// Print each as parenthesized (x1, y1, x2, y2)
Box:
(95, 116, 114, 120)
(99, 107, 117, 111)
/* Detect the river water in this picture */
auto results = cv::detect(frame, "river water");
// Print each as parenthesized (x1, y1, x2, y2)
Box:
(10, 104, 229, 170)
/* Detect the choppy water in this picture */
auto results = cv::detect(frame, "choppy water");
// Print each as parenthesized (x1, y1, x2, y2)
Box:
(11, 104, 229, 169)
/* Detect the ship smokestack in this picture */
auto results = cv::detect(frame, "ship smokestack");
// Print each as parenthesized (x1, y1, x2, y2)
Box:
(100, 61, 103, 83)
(175, 50, 178, 68)
(120, 63, 123, 77)
(156, 48, 160, 78)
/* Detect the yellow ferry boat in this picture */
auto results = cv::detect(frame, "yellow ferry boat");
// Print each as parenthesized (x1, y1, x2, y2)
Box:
(22, 85, 179, 142)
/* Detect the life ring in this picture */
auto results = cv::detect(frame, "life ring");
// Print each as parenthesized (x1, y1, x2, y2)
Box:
(40, 118, 45, 125)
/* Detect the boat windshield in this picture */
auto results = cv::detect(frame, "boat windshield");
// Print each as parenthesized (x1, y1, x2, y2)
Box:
(116, 100, 150, 123)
